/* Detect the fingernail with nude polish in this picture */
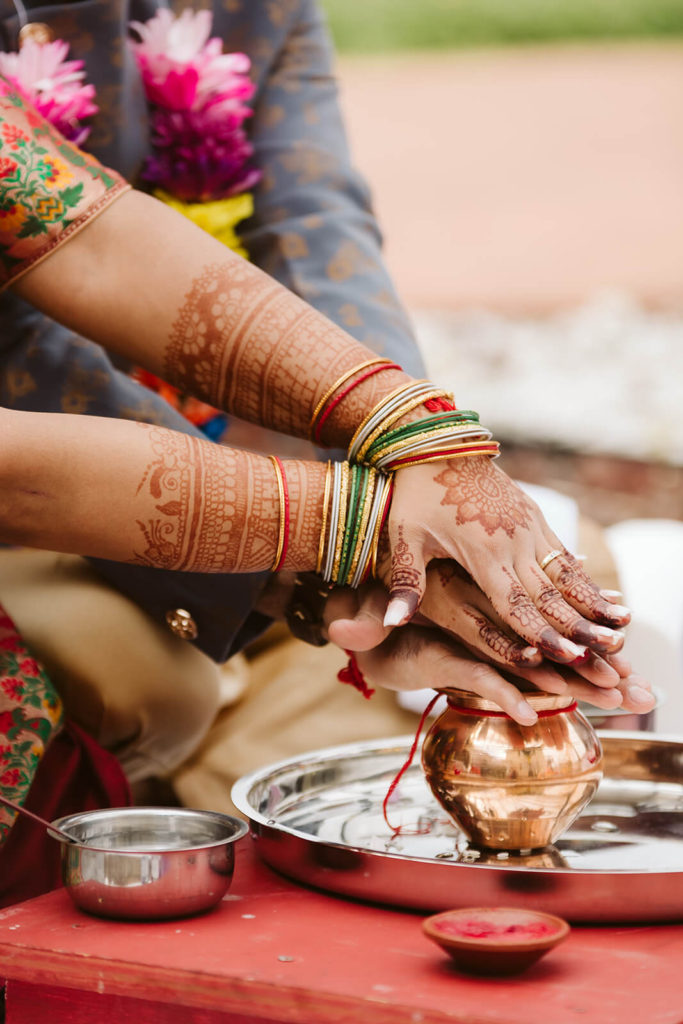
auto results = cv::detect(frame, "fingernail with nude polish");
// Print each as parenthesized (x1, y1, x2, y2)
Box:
(600, 589, 623, 602)
(384, 597, 414, 627)
(559, 639, 587, 660)
(522, 646, 539, 661)
(605, 604, 630, 619)
(593, 627, 625, 646)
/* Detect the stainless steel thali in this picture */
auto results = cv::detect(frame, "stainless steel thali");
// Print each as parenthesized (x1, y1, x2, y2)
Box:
(231, 731, 683, 923)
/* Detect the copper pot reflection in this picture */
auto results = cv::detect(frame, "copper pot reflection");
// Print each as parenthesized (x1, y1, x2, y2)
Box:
(421, 691, 603, 850)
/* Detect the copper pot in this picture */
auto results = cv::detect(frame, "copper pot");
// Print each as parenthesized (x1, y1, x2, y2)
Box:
(421, 691, 603, 850)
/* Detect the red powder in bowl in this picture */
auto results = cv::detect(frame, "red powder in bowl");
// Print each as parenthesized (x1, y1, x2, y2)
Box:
(434, 913, 559, 942)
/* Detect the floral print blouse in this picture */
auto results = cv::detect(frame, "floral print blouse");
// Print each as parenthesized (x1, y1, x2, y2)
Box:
(0, 77, 129, 289)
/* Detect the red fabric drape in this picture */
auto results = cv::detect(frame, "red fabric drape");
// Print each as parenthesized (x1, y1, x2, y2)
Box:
(0, 720, 131, 908)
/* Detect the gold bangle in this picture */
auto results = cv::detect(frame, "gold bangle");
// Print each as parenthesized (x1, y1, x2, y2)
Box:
(346, 381, 424, 459)
(365, 424, 487, 465)
(269, 455, 286, 573)
(370, 473, 394, 579)
(331, 462, 350, 583)
(356, 389, 448, 462)
(316, 461, 333, 575)
(308, 358, 393, 439)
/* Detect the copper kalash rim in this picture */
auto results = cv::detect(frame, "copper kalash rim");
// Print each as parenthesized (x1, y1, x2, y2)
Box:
(442, 690, 576, 716)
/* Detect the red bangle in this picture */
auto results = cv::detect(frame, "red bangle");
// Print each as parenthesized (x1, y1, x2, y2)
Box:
(314, 362, 402, 444)
(424, 397, 456, 412)
(388, 442, 499, 470)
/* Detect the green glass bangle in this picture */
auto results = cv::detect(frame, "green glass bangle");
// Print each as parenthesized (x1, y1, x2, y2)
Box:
(362, 411, 480, 461)
(339, 465, 370, 585)
(337, 464, 362, 584)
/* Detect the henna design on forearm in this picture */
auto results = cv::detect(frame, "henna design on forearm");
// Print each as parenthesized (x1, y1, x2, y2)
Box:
(434, 458, 535, 538)
(279, 460, 327, 571)
(133, 426, 278, 572)
(164, 262, 410, 444)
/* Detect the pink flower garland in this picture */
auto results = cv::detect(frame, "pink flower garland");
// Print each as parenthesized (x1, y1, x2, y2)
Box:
(130, 8, 261, 202)
(0, 38, 97, 146)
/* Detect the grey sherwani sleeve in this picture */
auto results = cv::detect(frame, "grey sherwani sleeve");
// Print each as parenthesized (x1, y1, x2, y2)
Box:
(0, 0, 425, 662)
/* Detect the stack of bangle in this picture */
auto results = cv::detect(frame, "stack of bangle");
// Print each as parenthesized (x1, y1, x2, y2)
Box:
(348, 381, 499, 471)
(309, 358, 401, 444)
(318, 461, 393, 588)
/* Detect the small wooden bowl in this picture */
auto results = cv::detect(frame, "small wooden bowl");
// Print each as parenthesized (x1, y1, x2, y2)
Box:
(422, 907, 570, 976)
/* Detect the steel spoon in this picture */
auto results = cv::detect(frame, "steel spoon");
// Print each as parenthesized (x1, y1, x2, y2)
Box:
(0, 792, 80, 844)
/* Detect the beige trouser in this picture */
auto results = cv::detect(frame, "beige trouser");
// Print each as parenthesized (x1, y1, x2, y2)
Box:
(0, 549, 227, 782)
(0, 516, 619, 810)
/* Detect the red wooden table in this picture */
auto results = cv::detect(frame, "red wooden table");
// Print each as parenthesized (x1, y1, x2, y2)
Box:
(0, 837, 681, 1024)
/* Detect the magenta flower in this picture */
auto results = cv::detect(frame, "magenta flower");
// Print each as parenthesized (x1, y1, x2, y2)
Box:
(0, 39, 97, 145)
(130, 7, 260, 202)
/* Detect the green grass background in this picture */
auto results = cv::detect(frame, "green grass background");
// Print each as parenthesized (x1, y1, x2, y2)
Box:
(320, 0, 683, 52)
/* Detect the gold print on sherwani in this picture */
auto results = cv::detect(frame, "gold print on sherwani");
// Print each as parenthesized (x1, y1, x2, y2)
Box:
(134, 427, 276, 573)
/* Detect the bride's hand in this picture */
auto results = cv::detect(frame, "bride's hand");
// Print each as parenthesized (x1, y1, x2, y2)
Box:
(380, 456, 630, 664)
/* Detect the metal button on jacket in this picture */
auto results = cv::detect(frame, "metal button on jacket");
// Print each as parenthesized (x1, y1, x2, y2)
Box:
(165, 609, 198, 641)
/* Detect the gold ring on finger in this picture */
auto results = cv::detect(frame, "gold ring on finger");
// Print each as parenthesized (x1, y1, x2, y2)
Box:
(539, 549, 563, 572)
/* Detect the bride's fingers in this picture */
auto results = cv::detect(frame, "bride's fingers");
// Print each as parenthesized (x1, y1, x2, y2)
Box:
(540, 549, 631, 628)
(418, 566, 541, 669)
(520, 562, 625, 654)
(449, 607, 543, 668)
(486, 564, 588, 664)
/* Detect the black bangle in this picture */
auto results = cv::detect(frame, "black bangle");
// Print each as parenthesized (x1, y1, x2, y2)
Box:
(285, 573, 334, 647)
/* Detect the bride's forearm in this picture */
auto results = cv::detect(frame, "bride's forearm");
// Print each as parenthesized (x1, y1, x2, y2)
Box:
(13, 190, 413, 447)
(0, 409, 326, 572)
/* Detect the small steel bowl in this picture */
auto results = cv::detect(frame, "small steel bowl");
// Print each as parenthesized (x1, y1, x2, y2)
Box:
(50, 806, 248, 920)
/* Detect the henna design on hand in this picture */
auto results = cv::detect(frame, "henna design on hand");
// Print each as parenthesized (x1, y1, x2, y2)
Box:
(500, 566, 565, 658)
(434, 459, 534, 538)
(461, 607, 532, 665)
(389, 522, 422, 596)
(435, 560, 474, 589)
(529, 564, 602, 646)
(551, 554, 624, 625)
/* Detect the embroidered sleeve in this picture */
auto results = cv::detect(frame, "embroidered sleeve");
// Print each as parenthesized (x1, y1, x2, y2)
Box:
(0, 603, 63, 844)
(0, 77, 130, 290)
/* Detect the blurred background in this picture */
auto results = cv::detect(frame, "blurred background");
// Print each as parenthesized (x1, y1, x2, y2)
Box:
(320, 0, 683, 723)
